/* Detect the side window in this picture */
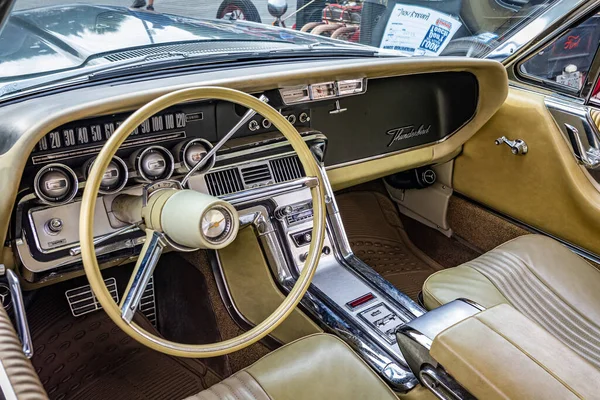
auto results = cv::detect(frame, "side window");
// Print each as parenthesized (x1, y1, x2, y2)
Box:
(520, 13, 600, 93)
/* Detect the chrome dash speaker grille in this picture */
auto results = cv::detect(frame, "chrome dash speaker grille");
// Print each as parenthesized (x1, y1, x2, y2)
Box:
(240, 162, 273, 186)
(205, 168, 244, 196)
(205, 155, 305, 197)
(270, 155, 304, 183)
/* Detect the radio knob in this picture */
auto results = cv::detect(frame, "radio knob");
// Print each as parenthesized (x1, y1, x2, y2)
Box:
(262, 119, 272, 129)
(276, 205, 293, 219)
(248, 120, 260, 131)
(287, 114, 297, 125)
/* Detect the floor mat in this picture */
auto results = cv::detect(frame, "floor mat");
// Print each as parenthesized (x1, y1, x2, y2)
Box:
(28, 268, 222, 400)
(337, 191, 443, 301)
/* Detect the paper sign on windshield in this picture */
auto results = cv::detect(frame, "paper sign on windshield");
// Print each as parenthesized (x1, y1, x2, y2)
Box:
(380, 4, 462, 56)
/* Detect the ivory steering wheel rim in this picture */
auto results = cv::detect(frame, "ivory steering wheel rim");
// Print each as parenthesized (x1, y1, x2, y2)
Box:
(80, 87, 327, 358)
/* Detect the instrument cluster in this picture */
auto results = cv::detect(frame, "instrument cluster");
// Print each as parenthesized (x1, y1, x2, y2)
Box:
(32, 138, 214, 206)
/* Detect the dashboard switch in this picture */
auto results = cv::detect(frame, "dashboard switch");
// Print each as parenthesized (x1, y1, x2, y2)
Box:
(45, 218, 63, 235)
(248, 120, 260, 131)
(299, 112, 310, 123)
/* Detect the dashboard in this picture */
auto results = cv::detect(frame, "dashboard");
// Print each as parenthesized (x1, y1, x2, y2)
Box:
(0, 56, 507, 287)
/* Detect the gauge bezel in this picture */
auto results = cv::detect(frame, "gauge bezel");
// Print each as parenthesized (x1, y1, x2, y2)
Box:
(84, 155, 129, 195)
(33, 163, 79, 205)
(177, 138, 215, 173)
(133, 145, 175, 183)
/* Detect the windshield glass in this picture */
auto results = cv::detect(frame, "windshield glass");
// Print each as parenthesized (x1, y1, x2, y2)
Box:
(0, 0, 563, 96)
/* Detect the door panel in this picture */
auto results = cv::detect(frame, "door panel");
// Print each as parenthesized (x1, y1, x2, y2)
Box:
(454, 88, 600, 255)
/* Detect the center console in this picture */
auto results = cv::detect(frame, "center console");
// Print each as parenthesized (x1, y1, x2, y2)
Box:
(220, 143, 427, 392)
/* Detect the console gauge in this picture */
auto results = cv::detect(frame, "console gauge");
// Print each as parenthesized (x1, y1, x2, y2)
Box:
(34, 163, 78, 205)
(279, 86, 310, 105)
(310, 82, 336, 100)
(130, 145, 174, 182)
(84, 156, 128, 194)
(173, 138, 215, 174)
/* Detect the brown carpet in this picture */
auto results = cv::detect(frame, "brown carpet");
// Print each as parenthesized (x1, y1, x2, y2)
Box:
(28, 271, 221, 400)
(337, 191, 443, 301)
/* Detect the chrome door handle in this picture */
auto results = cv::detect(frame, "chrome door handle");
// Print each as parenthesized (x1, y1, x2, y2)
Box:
(495, 136, 528, 155)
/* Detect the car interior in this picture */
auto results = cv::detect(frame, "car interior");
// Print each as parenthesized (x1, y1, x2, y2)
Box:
(1, 0, 600, 399)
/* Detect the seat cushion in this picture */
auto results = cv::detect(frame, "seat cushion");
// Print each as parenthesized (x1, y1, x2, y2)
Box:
(423, 234, 600, 369)
(187, 334, 398, 400)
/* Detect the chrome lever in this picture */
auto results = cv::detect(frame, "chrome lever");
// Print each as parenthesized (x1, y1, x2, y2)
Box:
(69, 222, 141, 256)
(495, 136, 528, 155)
(3, 269, 33, 358)
(565, 123, 600, 169)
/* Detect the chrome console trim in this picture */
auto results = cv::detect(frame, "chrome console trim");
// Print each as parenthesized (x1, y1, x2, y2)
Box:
(545, 97, 600, 169)
(0, 359, 17, 400)
(225, 160, 423, 391)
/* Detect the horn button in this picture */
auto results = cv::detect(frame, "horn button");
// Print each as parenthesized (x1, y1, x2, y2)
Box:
(201, 206, 234, 243)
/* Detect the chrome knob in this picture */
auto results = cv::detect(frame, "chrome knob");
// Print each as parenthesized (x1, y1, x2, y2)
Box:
(248, 120, 260, 131)
(299, 112, 310, 123)
(45, 218, 63, 234)
(276, 205, 293, 219)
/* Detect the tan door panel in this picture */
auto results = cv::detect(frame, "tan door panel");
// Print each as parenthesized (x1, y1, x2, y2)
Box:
(454, 88, 600, 255)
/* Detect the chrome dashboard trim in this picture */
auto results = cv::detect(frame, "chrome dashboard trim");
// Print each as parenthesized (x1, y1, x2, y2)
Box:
(31, 131, 187, 165)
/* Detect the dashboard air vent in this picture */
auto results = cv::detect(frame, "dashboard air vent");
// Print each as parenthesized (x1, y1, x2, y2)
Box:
(205, 168, 244, 197)
(270, 156, 304, 183)
(240, 163, 273, 186)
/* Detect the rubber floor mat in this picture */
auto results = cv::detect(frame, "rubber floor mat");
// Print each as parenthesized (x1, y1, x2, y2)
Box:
(28, 271, 222, 400)
(337, 191, 443, 301)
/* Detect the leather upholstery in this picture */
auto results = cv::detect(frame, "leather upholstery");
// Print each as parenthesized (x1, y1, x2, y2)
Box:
(0, 304, 47, 399)
(431, 304, 600, 399)
(424, 234, 600, 368)
(188, 334, 398, 400)
(186, 371, 270, 400)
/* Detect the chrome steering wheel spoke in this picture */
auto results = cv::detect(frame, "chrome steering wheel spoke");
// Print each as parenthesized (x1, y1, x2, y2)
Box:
(120, 229, 167, 323)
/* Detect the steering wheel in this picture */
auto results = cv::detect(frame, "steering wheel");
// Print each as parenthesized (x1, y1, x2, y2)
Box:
(79, 87, 326, 358)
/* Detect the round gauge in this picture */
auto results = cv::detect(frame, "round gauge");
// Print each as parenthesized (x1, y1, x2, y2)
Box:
(84, 156, 128, 194)
(201, 206, 233, 244)
(131, 146, 174, 183)
(34, 163, 78, 205)
(173, 138, 215, 174)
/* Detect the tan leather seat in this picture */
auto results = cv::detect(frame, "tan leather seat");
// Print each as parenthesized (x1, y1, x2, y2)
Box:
(423, 234, 600, 369)
(186, 334, 398, 400)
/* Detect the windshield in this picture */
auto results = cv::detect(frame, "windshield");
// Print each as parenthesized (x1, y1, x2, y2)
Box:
(0, 0, 563, 97)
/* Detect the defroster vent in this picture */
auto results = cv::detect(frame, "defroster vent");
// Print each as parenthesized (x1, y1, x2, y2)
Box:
(240, 163, 273, 185)
(205, 168, 244, 196)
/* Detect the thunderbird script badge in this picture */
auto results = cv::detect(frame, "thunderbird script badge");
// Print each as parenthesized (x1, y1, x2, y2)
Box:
(386, 124, 432, 147)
